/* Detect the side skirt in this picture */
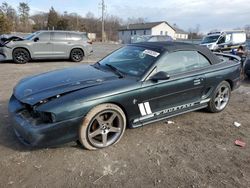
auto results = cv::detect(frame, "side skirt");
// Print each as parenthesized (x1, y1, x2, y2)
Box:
(131, 104, 208, 128)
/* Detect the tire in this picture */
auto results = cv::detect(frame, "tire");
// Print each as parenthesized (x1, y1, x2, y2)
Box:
(70, 48, 84, 62)
(79, 103, 126, 150)
(13, 48, 30, 64)
(207, 81, 231, 113)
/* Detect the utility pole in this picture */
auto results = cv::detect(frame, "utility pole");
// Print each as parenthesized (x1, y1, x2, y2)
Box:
(101, 0, 105, 42)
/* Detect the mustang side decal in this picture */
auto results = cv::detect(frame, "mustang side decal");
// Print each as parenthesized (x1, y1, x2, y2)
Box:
(134, 99, 211, 123)
(138, 102, 152, 116)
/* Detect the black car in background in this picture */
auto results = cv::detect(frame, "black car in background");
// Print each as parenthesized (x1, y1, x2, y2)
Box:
(8, 42, 241, 150)
(244, 58, 250, 77)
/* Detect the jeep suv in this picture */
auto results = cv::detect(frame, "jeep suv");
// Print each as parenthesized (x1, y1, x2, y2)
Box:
(0, 30, 93, 64)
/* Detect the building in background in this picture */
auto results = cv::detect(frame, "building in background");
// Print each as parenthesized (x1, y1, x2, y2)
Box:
(118, 21, 188, 44)
(174, 27, 189, 40)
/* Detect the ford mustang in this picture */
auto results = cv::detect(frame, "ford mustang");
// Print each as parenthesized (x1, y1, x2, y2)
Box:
(8, 42, 241, 150)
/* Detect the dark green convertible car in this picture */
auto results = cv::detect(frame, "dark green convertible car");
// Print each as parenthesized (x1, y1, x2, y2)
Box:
(8, 42, 241, 150)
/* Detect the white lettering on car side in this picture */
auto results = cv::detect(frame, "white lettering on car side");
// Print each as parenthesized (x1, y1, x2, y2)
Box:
(134, 99, 211, 124)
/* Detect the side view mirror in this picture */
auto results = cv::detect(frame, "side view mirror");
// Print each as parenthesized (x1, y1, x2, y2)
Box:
(150, 71, 170, 82)
(34, 37, 39, 42)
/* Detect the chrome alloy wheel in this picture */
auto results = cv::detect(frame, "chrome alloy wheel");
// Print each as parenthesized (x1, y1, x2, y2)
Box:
(214, 85, 230, 111)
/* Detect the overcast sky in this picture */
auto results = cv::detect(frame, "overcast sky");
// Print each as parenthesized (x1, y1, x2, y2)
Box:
(6, 0, 250, 33)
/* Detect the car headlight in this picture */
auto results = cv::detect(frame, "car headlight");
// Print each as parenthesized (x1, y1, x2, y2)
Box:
(39, 112, 56, 123)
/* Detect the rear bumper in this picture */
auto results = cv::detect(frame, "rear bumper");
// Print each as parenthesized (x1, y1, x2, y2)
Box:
(85, 45, 93, 56)
(8, 95, 83, 147)
(232, 77, 241, 90)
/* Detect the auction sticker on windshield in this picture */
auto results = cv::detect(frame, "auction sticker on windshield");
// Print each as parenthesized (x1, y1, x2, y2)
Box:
(143, 49, 160, 57)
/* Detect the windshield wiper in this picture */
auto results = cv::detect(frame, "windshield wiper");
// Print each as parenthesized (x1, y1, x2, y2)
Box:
(105, 64, 124, 78)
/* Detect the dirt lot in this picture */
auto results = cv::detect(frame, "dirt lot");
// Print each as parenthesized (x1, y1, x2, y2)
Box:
(0, 43, 250, 188)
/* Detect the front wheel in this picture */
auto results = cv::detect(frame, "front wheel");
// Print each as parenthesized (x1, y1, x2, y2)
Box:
(207, 81, 231, 113)
(13, 48, 30, 64)
(79, 103, 126, 150)
(70, 48, 84, 62)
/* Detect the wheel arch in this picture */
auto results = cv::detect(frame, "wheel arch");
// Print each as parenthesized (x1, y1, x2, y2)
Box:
(83, 101, 129, 128)
(70, 47, 85, 57)
(224, 79, 233, 90)
(12, 47, 32, 58)
(108, 101, 129, 127)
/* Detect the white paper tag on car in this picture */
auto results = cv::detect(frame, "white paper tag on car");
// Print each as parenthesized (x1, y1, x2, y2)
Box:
(143, 49, 160, 57)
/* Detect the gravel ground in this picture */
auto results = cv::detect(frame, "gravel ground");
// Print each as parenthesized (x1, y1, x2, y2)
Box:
(0, 43, 250, 188)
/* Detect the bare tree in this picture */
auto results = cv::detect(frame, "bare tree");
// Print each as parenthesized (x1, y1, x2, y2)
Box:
(0, 2, 17, 32)
(0, 13, 12, 34)
(18, 2, 30, 32)
(188, 24, 202, 39)
(125, 17, 147, 25)
(31, 12, 48, 31)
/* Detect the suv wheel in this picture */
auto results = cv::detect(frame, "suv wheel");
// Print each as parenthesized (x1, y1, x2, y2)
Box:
(70, 49, 84, 62)
(13, 48, 30, 64)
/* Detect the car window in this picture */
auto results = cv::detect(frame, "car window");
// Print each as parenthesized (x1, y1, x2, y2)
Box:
(52, 32, 67, 41)
(37, 32, 51, 41)
(68, 33, 82, 41)
(157, 51, 207, 75)
(198, 53, 211, 67)
(81, 34, 88, 40)
(148, 36, 157, 42)
(25, 32, 40, 40)
(217, 36, 226, 44)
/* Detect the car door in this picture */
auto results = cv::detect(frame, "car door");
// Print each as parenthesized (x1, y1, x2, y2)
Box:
(217, 34, 232, 51)
(31, 32, 53, 58)
(137, 50, 210, 123)
(51, 32, 69, 58)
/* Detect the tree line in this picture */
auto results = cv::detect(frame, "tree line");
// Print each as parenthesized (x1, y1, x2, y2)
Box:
(1, 1, 249, 41)
(0, 1, 148, 41)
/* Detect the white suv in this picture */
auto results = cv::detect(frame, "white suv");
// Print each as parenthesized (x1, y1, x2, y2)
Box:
(0, 30, 93, 64)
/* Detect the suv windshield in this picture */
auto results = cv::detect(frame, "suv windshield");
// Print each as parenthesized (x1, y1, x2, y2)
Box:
(24, 32, 40, 40)
(98, 46, 161, 77)
(201, 35, 220, 44)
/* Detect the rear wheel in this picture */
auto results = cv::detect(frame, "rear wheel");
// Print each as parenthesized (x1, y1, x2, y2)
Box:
(70, 48, 84, 62)
(13, 48, 30, 64)
(207, 81, 231, 113)
(79, 103, 126, 150)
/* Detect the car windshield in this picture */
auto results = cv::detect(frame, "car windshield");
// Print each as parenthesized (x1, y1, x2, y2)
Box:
(98, 46, 161, 77)
(24, 32, 40, 40)
(131, 35, 173, 43)
(131, 36, 151, 43)
(201, 35, 220, 44)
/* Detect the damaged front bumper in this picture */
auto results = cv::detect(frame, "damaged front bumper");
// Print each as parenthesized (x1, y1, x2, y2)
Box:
(8, 95, 83, 147)
(0, 46, 12, 61)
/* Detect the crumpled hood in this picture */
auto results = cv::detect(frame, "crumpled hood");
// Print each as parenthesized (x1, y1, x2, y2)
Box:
(14, 65, 117, 105)
(0, 35, 24, 46)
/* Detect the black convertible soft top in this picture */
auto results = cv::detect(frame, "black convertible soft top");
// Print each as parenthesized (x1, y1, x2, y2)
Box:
(130, 41, 221, 65)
